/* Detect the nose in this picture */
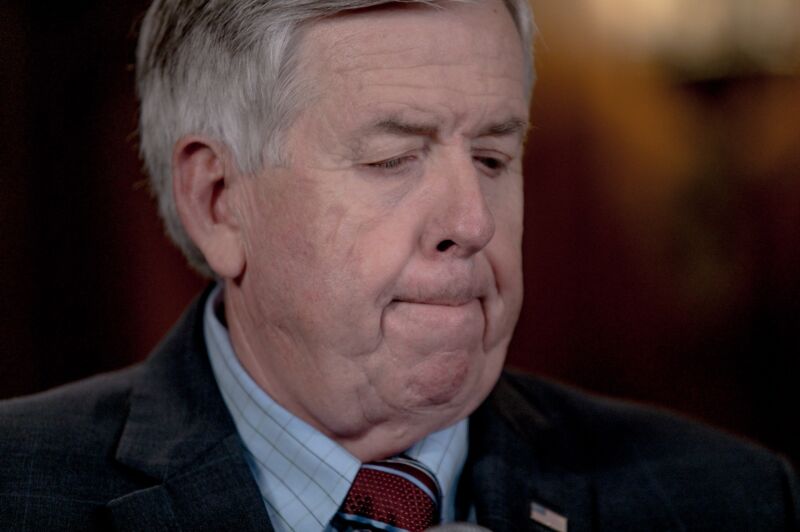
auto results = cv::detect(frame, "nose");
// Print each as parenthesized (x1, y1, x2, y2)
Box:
(422, 156, 496, 258)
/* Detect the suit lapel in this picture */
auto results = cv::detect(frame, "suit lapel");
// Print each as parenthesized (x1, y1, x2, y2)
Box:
(106, 288, 272, 531)
(468, 374, 685, 532)
(466, 375, 593, 532)
(108, 436, 272, 531)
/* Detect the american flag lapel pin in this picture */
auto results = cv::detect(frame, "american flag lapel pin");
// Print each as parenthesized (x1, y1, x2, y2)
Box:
(530, 501, 568, 532)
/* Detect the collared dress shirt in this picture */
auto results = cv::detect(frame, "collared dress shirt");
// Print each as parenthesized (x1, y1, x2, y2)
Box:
(204, 285, 468, 531)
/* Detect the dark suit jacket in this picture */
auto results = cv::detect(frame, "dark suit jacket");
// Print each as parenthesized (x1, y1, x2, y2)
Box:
(1, 290, 798, 531)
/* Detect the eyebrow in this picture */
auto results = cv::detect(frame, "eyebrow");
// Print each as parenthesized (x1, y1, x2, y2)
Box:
(364, 116, 530, 140)
(371, 118, 439, 138)
(477, 118, 529, 138)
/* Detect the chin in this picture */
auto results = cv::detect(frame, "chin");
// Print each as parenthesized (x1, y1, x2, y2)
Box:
(402, 349, 482, 409)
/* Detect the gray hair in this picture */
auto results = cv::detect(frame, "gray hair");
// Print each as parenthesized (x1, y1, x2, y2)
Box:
(136, 0, 536, 277)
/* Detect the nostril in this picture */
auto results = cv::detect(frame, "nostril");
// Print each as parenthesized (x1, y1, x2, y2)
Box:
(436, 239, 455, 252)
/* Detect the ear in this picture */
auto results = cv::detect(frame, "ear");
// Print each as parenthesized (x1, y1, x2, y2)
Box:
(172, 136, 246, 280)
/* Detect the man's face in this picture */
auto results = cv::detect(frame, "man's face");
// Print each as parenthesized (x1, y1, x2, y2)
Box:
(227, 0, 528, 455)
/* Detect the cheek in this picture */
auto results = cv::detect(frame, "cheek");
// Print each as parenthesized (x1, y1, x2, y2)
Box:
(236, 181, 338, 325)
(485, 170, 524, 242)
(263, 200, 410, 338)
(482, 196, 524, 348)
(344, 208, 420, 298)
(483, 240, 523, 344)
(494, 244, 524, 325)
(490, 189, 524, 287)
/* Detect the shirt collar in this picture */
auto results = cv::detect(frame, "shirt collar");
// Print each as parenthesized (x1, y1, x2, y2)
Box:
(204, 283, 468, 529)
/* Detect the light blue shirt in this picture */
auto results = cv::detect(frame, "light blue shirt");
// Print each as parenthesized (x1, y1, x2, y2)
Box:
(204, 285, 469, 531)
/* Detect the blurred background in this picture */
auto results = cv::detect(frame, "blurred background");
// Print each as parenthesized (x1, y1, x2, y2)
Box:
(1, 1, 798, 465)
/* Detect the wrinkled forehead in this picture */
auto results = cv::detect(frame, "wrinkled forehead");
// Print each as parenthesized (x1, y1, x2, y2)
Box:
(299, 0, 527, 97)
(283, 0, 529, 150)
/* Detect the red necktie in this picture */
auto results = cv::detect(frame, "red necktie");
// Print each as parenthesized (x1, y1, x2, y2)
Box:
(332, 455, 442, 532)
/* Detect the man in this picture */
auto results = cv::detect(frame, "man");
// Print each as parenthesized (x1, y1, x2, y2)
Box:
(1, 1, 797, 530)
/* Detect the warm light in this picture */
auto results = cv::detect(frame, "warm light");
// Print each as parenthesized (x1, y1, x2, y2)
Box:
(584, 0, 800, 75)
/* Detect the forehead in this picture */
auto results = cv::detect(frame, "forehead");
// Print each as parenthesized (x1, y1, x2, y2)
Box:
(309, 1, 522, 65)
(294, 0, 528, 130)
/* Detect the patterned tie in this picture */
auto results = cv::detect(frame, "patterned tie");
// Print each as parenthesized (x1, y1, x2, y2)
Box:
(331, 455, 442, 532)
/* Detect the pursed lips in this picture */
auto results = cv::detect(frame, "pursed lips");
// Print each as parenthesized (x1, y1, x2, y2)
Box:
(390, 279, 487, 308)
(381, 286, 487, 349)
(391, 289, 481, 307)
(383, 296, 485, 347)
(387, 290, 485, 321)
(391, 296, 478, 307)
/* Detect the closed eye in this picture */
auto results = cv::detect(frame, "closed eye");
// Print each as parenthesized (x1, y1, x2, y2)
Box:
(370, 157, 410, 170)
(474, 155, 508, 176)
(366, 154, 419, 173)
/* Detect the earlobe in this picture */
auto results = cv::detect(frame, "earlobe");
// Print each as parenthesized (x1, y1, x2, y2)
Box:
(172, 136, 246, 279)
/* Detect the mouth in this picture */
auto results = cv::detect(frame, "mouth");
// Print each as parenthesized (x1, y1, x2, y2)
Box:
(390, 283, 487, 308)
(391, 296, 478, 307)
(381, 298, 486, 353)
(386, 297, 484, 327)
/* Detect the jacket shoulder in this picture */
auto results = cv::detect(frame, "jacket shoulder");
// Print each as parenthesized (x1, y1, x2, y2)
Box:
(500, 371, 780, 461)
(0, 364, 141, 449)
(0, 365, 148, 527)
(496, 371, 800, 529)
